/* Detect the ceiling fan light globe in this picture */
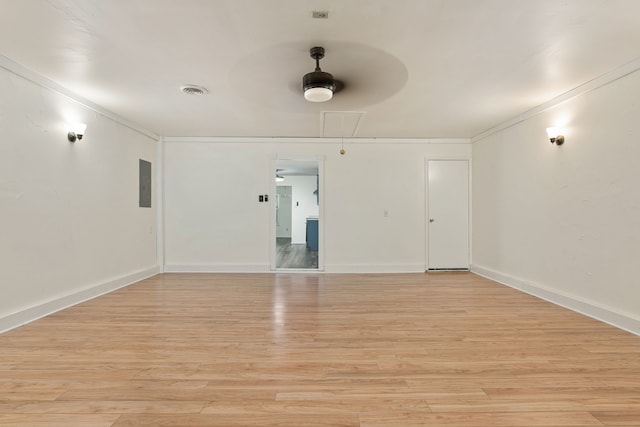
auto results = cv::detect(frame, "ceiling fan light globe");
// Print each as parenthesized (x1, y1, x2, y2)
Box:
(303, 68, 335, 102)
(304, 87, 333, 102)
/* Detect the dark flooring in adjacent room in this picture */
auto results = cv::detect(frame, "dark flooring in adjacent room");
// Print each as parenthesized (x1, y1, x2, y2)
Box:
(276, 237, 318, 269)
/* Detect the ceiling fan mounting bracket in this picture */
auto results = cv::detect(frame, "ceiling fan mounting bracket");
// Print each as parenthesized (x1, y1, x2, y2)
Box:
(309, 46, 325, 61)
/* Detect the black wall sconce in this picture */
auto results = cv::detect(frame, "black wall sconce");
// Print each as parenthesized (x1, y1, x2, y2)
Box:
(68, 123, 87, 142)
(546, 127, 565, 145)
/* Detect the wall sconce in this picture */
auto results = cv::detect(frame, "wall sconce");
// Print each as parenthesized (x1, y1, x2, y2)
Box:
(68, 123, 87, 142)
(546, 127, 565, 145)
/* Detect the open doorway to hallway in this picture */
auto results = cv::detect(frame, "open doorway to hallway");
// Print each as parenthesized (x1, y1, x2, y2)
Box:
(274, 159, 320, 270)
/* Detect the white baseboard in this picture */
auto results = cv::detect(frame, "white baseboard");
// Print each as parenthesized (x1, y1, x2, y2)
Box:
(164, 264, 425, 274)
(325, 264, 425, 274)
(164, 264, 271, 273)
(0, 266, 160, 334)
(470, 264, 640, 336)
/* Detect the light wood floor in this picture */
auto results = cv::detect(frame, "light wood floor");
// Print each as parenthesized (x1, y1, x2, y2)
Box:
(1, 273, 639, 426)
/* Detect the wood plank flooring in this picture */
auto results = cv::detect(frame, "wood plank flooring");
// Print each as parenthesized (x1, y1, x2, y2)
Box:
(1, 272, 639, 426)
(276, 238, 318, 269)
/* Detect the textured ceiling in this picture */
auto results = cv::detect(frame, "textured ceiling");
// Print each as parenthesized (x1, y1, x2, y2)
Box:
(2, 0, 640, 138)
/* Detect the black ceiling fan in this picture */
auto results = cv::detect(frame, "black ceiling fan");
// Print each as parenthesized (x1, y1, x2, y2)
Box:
(302, 46, 343, 102)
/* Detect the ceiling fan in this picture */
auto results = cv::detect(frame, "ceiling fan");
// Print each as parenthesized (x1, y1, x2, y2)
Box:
(302, 46, 343, 102)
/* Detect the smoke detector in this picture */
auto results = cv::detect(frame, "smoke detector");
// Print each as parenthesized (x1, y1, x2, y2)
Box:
(180, 85, 209, 95)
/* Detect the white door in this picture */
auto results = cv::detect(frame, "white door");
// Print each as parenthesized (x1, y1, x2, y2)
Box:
(276, 186, 292, 238)
(427, 160, 469, 270)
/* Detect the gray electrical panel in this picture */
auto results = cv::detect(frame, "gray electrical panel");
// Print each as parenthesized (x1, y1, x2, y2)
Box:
(139, 159, 152, 208)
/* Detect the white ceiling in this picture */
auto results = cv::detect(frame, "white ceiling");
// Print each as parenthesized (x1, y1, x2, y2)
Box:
(2, 0, 640, 139)
(276, 159, 319, 177)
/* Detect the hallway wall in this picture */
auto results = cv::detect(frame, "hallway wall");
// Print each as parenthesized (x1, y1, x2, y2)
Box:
(163, 139, 470, 273)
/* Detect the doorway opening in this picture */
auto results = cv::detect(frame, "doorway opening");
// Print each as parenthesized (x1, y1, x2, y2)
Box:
(273, 159, 321, 270)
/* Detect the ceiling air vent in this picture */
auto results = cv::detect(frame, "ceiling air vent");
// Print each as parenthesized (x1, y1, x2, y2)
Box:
(180, 85, 208, 95)
(312, 11, 329, 19)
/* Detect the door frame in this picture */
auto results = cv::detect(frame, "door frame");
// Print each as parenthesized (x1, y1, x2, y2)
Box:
(270, 157, 325, 271)
(424, 157, 472, 271)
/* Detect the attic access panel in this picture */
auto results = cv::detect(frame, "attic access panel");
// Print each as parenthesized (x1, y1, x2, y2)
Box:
(321, 111, 366, 138)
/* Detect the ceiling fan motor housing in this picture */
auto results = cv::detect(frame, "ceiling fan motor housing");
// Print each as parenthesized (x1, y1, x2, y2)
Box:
(303, 70, 336, 92)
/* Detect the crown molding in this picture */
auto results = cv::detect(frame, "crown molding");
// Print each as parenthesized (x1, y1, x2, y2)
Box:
(472, 56, 640, 143)
(0, 53, 158, 141)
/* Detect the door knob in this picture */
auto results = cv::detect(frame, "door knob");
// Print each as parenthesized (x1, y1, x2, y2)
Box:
(429, 218, 435, 223)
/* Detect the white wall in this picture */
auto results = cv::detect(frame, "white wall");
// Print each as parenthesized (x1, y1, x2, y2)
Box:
(0, 65, 159, 332)
(163, 140, 470, 272)
(472, 69, 640, 334)
(280, 175, 319, 244)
